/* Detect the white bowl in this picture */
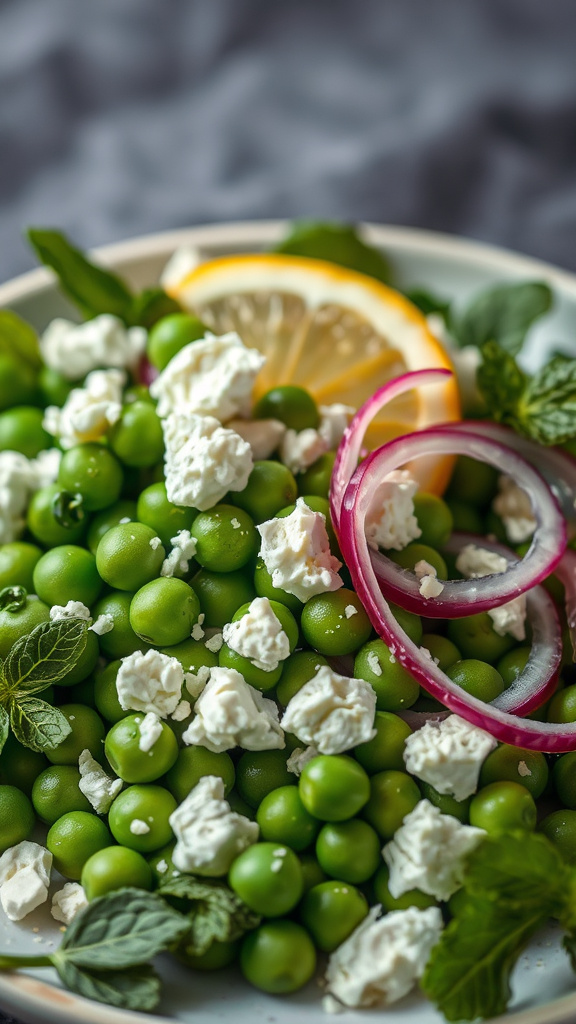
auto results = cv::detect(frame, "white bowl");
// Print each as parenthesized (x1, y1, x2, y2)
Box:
(1, 221, 576, 1024)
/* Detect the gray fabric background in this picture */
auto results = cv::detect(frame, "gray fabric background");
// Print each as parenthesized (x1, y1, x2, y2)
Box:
(1, 0, 576, 1019)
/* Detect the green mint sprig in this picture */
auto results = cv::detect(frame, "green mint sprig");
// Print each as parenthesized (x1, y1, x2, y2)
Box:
(273, 221, 392, 284)
(0, 616, 88, 755)
(422, 831, 576, 1022)
(0, 889, 190, 1012)
(26, 228, 181, 329)
(159, 874, 261, 956)
(452, 280, 552, 355)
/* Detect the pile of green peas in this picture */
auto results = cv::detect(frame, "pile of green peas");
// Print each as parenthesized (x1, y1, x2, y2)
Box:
(1, 310, 575, 997)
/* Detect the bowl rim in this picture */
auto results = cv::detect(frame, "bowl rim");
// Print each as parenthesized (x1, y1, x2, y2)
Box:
(1, 219, 576, 1024)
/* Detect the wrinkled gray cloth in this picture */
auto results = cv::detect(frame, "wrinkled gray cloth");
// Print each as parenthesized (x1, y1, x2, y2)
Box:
(2, 0, 576, 287)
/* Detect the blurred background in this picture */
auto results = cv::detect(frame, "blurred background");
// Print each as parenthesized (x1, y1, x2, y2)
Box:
(1, 0, 576, 281)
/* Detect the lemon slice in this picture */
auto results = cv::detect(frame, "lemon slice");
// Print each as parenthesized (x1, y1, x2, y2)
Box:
(168, 254, 460, 492)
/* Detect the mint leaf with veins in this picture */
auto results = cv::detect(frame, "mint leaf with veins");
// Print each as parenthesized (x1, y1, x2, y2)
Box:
(10, 698, 72, 753)
(160, 875, 260, 955)
(0, 705, 8, 756)
(455, 280, 552, 355)
(4, 618, 88, 696)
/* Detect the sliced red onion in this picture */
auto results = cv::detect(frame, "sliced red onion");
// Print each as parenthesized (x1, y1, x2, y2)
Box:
(338, 464, 574, 752)
(554, 547, 576, 659)
(363, 427, 566, 616)
(138, 357, 158, 387)
(330, 368, 453, 531)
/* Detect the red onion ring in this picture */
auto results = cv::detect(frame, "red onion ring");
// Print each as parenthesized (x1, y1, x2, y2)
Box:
(338, 460, 575, 752)
(361, 428, 566, 616)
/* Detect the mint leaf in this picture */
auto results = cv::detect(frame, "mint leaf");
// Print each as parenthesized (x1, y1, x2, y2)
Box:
(464, 831, 570, 911)
(0, 311, 41, 368)
(476, 341, 526, 425)
(10, 698, 71, 753)
(160, 875, 260, 955)
(130, 287, 181, 330)
(4, 618, 88, 696)
(518, 356, 576, 444)
(273, 221, 392, 284)
(405, 288, 452, 327)
(0, 705, 8, 756)
(54, 962, 162, 1012)
(455, 281, 552, 355)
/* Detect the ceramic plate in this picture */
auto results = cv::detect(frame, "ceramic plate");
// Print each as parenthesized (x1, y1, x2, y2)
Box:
(1, 221, 576, 1024)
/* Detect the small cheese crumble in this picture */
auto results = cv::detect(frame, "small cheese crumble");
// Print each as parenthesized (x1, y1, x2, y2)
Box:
(280, 427, 328, 475)
(318, 404, 355, 449)
(130, 819, 151, 835)
(182, 667, 284, 753)
(138, 712, 163, 753)
(0, 842, 52, 922)
(231, 518, 241, 529)
(161, 529, 197, 578)
(185, 664, 211, 699)
(286, 745, 319, 776)
(493, 475, 536, 544)
(222, 597, 290, 672)
(40, 314, 146, 380)
(78, 749, 122, 814)
(366, 470, 421, 551)
(414, 559, 445, 599)
(116, 649, 184, 718)
(90, 613, 114, 636)
(344, 604, 358, 618)
(258, 498, 343, 603)
(518, 760, 532, 778)
(149, 536, 162, 550)
(403, 715, 497, 801)
(50, 600, 91, 621)
(281, 665, 376, 755)
(171, 700, 192, 722)
(205, 632, 223, 653)
(366, 650, 383, 677)
(156, 858, 169, 875)
(51, 883, 88, 925)
(170, 775, 259, 876)
(226, 417, 286, 460)
(456, 543, 527, 640)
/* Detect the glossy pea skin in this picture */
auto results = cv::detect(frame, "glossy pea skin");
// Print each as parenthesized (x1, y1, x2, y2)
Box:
(0, 357, 38, 412)
(0, 406, 49, 457)
(253, 385, 319, 431)
(47, 811, 112, 880)
(496, 647, 530, 686)
(0, 542, 43, 592)
(0, 735, 48, 796)
(412, 492, 453, 549)
(447, 612, 516, 664)
(373, 863, 437, 912)
(27, 484, 87, 548)
(0, 786, 35, 853)
(191, 568, 255, 628)
(231, 460, 298, 524)
(389, 542, 448, 580)
(363, 770, 421, 840)
(96, 522, 165, 591)
(191, 504, 258, 573)
(300, 880, 368, 953)
(420, 782, 471, 823)
(109, 401, 164, 467)
(447, 456, 498, 508)
(316, 819, 381, 884)
(236, 750, 294, 809)
(229, 842, 304, 917)
(45, 704, 106, 766)
(0, 597, 50, 659)
(33, 544, 102, 607)
(86, 500, 138, 554)
(299, 852, 327, 893)
(82, 844, 153, 899)
(137, 482, 196, 548)
(105, 714, 178, 783)
(93, 661, 131, 723)
(57, 629, 100, 687)
(390, 603, 423, 645)
(446, 659, 506, 702)
(240, 920, 316, 994)
(354, 712, 412, 774)
(147, 313, 207, 370)
(130, 577, 200, 647)
(159, 636, 218, 675)
(253, 557, 302, 615)
(420, 634, 461, 672)
(539, 810, 576, 864)
(297, 452, 336, 499)
(299, 755, 370, 822)
(108, 784, 177, 853)
(92, 591, 146, 659)
(218, 643, 281, 692)
(553, 752, 576, 809)
(480, 745, 549, 800)
(165, 747, 235, 804)
(58, 443, 123, 512)
(469, 782, 537, 834)
(276, 651, 328, 707)
(257, 785, 319, 851)
(547, 684, 576, 724)
(32, 765, 91, 824)
(354, 639, 419, 711)
(301, 589, 371, 656)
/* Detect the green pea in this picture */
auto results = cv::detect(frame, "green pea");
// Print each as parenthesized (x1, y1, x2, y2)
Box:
(130, 577, 200, 647)
(469, 781, 537, 834)
(496, 647, 530, 687)
(0, 542, 43, 592)
(413, 492, 453, 549)
(191, 504, 258, 572)
(45, 704, 106, 766)
(420, 634, 461, 671)
(231, 460, 298, 523)
(229, 842, 304, 917)
(300, 880, 368, 952)
(363, 770, 421, 840)
(301, 589, 371, 656)
(147, 313, 207, 370)
(354, 711, 412, 774)
(58, 443, 123, 512)
(96, 522, 165, 591)
(27, 484, 87, 547)
(0, 595, 51, 659)
(236, 750, 294, 808)
(257, 786, 319, 851)
(109, 401, 164, 468)
(253, 385, 319, 431)
(299, 755, 370, 822)
(240, 920, 316, 993)
(446, 659, 506, 702)
(39, 365, 73, 407)
(94, 660, 131, 723)
(108, 784, 177, 853)
(373, 863, 437, 912)
(0, 356, 37, 411)
(297, 452, 337, 499)
(445, 499, 484, 536)
(480, 744, 549, 800)
(253, 557, 303, 614)
(390, 603, 423, 645)
(354, 639, 419, 711)
(447, 456, 498, 508)
(165, 747, 235, 804)
(0, 406, 50, 457)
(33, 544, 102, 607)
(420, 782, 471, 823)
(191, 568, 255, 627)
(389, 542, 447, 579)
(92, 591, 146, 659)
(539, 810, 576, 864)
(548, 684, 576, 724)
(276, 651, 328, 707)
(553, 752, 576, 809)
(82, 845, 153, 899)
(447, 612, 516, 664)
(137, 482, 196, 548)
(316, 819, 381, 884)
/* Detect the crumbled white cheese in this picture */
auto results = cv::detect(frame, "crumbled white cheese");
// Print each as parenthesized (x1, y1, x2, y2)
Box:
(344, 604, 358, 619)
(0, 451, 40, 543)
(318, 404, 355, 450)
(366, 650, 383, 677)
(191, 613, 206, 641)
(455, 543, 527, 640)
(185, 664, 211, 699)
(325, 904, 443, 1008)
(50, 600, 91, 622)
(43, 368, 125, 449)
(116, 649, 183, 718)
(383, 800, 485, 901)
(149, 536, 162, 550)
(258, 498, 342, 602)
(281, 665, 376, 755)
(162, 412, 253, 510)
(161, 529, 197, 577)
(0, 841, 52, 888)
(78, 749, 122, 814)
(204, 632, 223, 653)
(171, 700, 192, 722)
(170, 775, 259, 876)
(280, 427, 328, 475)
(51, 883, 88, 925)
(322, 994, 345, 1015)
(156, 858, 169, 875)
(414, 559, 445, 599)
(137, 712, 164, 753)
(130, 819, 151, 835)
(90, 613, 114, 635)
(40, 314, 146, 381)
(0, 842, 52, 922)
(31, 448, 61, 487)
(182, 666, 284, 753)
(365, 470, 422, 551)
(286, 745, 319, 776)
(518, 759, 532, 778)
(222, 597, 290, 672)
(150, 331, 265, 421)
(226, 417, 286, 460)
(403, 715, 497, 801)
(160, 244, 203, 290)
(493, 476, 536, 544)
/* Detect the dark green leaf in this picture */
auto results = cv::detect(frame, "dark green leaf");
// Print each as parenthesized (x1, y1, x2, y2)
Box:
(10, 698, 72, 753)
(0, 705, 9, 756)
(54, 961, 162, 1012)
(27, 229, 134, 323)
(464, 832, 570, 913)
(56, 888, 190, 970)
(129, 287, 182, 329)
(160, 875, 260, 956)
(0, 310, 41, 368)
(456, 281, 552, 355)
(476, 341, 526, 425)
(405, 288, 452, 327)
(4, 618, 88, 695)
(273, 221, 392, 284)
(519, 356, 576, 445)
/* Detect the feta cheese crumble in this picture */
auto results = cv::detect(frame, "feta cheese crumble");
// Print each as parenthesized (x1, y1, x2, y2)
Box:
(91, 613, 114, 635)
(116, 649, 184, 718)
(222, 597, 290, 672)
(43, 368, 125, 449)
(204, 632, 223, 653)
(185, 664, 211, 700)
(279, 427, 328, 475)
(149, 536, 162, 550)
(383, 800, 485, 901)
(455, 543, 527, 640)
(78, 749, 122, 813)
(170, 775, 259, 876)
(161, 529, 197, 578)
(286, 745, 319, 776)
(138, 712, 163, 752)
(325, 904, 443, 1008)
(130, 819, 151, 835)
(182, 666, 284, 752)
(403, 715, 497, 801)
(0, 842, 52, 922)
(226, 417, 286, 460)
(163, 412, 253, 510)
(150, 331, 265, 421)
(344, 604, 358, 619)
(365, 470, 421, 551)
(0, 451, 41, 543)
(51, 883, 88, 925)
(318, 404, 355, 449)
(50, 600, 92, 621)
(171, 700, 192, 722)
(40, 314, 146, 380)
(414, 559, 445, 599)
(281, 665, 376, 755)
(493, 475, 536, 544)
(258, 498, 343, 602)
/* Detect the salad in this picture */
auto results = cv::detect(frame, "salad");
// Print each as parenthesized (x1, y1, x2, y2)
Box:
(0, 222, 575, 1023)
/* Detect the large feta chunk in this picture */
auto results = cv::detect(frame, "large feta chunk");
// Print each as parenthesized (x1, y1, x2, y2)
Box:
(257, 498, 342, 602)
(325, 904, 443, 1008)
(40, 314, 146, 380)
(161, 529, 197, 578)
(150, 331, 265, 421)
(222, 597, 290, 672)
(383, 800, 485, 901)
(0, 841, 52, 888)
(78, 749, 122, 814)
(0, 451, 39, 543)
(279, 428, 328, 475)
(43, 369, 125, 449)
(366, 470, 421, 551)
(116, 649, 183, 718)
(281, 665, 376, 755)
(403, 715, 497, 801)
(51, 882, 88, 925)
(318, 404, 355, 450)
(0, 865, 49, 921)
(170, 775, 259, 875)
(182, 666, 284, 752)
(163, 412, 253, 510)
(493, 476, 536, 544)
(50, 600, 92, 622)
(455, 543, 527, 641)
(226, 417, 286, 460)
